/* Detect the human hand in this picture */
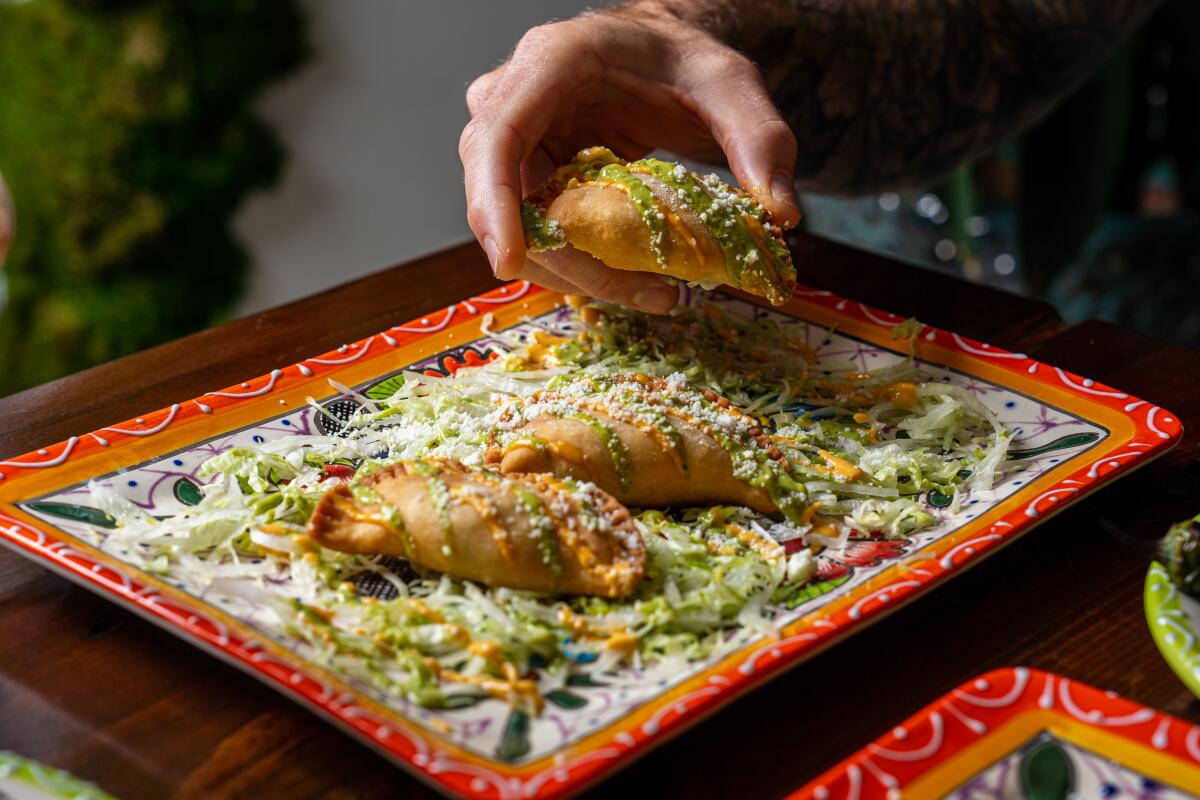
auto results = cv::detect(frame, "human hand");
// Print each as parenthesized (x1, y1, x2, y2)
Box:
(459, 2, 800, 313)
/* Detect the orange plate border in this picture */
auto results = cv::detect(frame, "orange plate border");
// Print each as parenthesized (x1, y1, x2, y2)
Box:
(787, 667, 1200, 798)
(0, 280, 1183, 799)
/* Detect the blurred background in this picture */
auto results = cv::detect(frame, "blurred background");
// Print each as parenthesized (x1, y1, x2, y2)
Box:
(0, 0, 1196, 396)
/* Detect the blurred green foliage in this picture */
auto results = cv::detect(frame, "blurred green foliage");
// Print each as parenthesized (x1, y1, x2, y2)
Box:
(0, 0, 307, 394)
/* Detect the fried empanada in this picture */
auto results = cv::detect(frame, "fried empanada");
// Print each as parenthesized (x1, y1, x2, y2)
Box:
(306, 460, 644, 597)
(488, 373, 797, 516)
(522, 147, 796, 306)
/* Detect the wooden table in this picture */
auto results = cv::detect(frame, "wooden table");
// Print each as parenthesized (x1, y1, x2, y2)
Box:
(1, 236, 1197, 799)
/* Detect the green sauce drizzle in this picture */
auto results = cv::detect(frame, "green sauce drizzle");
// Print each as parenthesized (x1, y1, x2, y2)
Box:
(629, 157, 794, 291)
(420, 472, 456, 556)
(350, 484, 413, 557)
(508, 435, 549, 458)
(561, 477, 601, 533)
(629, 158, 753, 286)
(516, 489, 561, 574)
(521, 202, 566, 252)
(350, 484, 383, 505)
(659, 388, 805, 523)
(380, 501, 414, 557)
(592, 164, 667, 266)
(562, 409, 631, 491)
(609, 383, 684, 466)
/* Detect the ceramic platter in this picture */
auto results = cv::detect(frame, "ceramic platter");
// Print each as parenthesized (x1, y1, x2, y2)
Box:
(788, 667, 1200, 798)
(1146, 561, 1200, 700)
(0, 281, 1182, 799)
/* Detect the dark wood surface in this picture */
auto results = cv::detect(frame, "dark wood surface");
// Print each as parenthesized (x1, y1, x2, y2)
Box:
(0, 236, 1197, 799)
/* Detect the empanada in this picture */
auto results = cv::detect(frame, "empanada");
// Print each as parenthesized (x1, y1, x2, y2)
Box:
(306, 460, 645, 597)
(488, 373, 803, 519)
(522, 147, 796, 306)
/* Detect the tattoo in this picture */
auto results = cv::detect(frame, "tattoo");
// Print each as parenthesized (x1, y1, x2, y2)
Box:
(650, 0, 1159, 193)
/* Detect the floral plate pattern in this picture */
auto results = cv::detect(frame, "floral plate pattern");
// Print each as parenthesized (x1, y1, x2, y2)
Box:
(788, 668, 1200, 799)
(0, 280, 1182, 799)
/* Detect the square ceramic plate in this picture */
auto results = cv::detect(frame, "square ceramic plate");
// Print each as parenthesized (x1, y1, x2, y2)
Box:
(0, 281, 1182, 799)
(788, 667, 1200, 798)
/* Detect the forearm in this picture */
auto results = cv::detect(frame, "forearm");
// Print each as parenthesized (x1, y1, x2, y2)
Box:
(626, 0, 1159, 194)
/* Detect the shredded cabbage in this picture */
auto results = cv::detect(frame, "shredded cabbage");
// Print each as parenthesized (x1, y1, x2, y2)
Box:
(90, 298, 1010, 712)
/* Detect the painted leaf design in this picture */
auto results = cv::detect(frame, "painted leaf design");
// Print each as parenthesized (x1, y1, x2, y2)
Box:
(545, 689, 587, 710)
(927, 489, 953, 508)
(1020, 738, 1074, 800)
(566, 673, 607, 688)
(173, 477, 203, 506)
(779, 575, 849, 609)
(495, 710, 531, 762)
(365, 374, 406, 402)
(837, 539, 908, 566)
(1008, 432, 1101, 460)
(442, 693, 487, 710)
(26, 501, 117, 529)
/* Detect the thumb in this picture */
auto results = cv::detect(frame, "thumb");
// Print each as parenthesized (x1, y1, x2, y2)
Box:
(686, 52, 802, 228)
(728, 119, 801, 228)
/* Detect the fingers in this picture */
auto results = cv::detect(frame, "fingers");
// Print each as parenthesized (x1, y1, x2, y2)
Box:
(460, 71, 518, 278)
(460, 22, 606, 280)
(530, 246, 678, 314)
(459, 117, 527, 279)
(519, 144, 561, 193)
(511, 258, 591, 297)
(681, 52, 802, 228)
(466, 67, 503, 117)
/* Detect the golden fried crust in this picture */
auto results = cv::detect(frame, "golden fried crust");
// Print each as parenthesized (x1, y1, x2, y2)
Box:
(533, 151, 797, 305)
(489, 374, 781, 515)
(306, 462, 644, 598)
(495, 414, 775, 513)
(546, 182, 728, 284)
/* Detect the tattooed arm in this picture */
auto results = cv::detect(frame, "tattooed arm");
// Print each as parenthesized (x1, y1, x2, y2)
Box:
(459, 0, 1155, 304)
(636, 0, 1160, 194)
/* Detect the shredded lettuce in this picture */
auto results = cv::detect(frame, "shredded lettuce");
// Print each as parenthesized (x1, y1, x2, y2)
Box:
(89, 297, 1011, 712)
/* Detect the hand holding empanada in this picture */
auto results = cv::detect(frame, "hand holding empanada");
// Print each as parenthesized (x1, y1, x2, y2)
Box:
(523, 148, 797, 306)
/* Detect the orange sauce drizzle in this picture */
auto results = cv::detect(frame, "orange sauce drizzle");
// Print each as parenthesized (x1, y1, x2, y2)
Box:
(797, 502, 822, 526)
(448, 484, 511, 560)
(882, 381, 919, 407)
(607, 166, 710, 268)
(404, 598, 445, 623)
(436, 660, 544, 714)
(815, 449, 866, 482)
(809, 379, 921, 409)
(507, 330, 572, 369)
(788, 338, 818, 364)
(722, 522, 784, 562)
(556, 394, 684, 472)
(557, 606, 635, 652)
(328, 493, 412, 557)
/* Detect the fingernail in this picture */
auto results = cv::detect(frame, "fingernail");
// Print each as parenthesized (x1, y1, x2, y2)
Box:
(630, 286, 675, 314)
(482, 236, 500, 275)
(770, 170, 797, 206)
